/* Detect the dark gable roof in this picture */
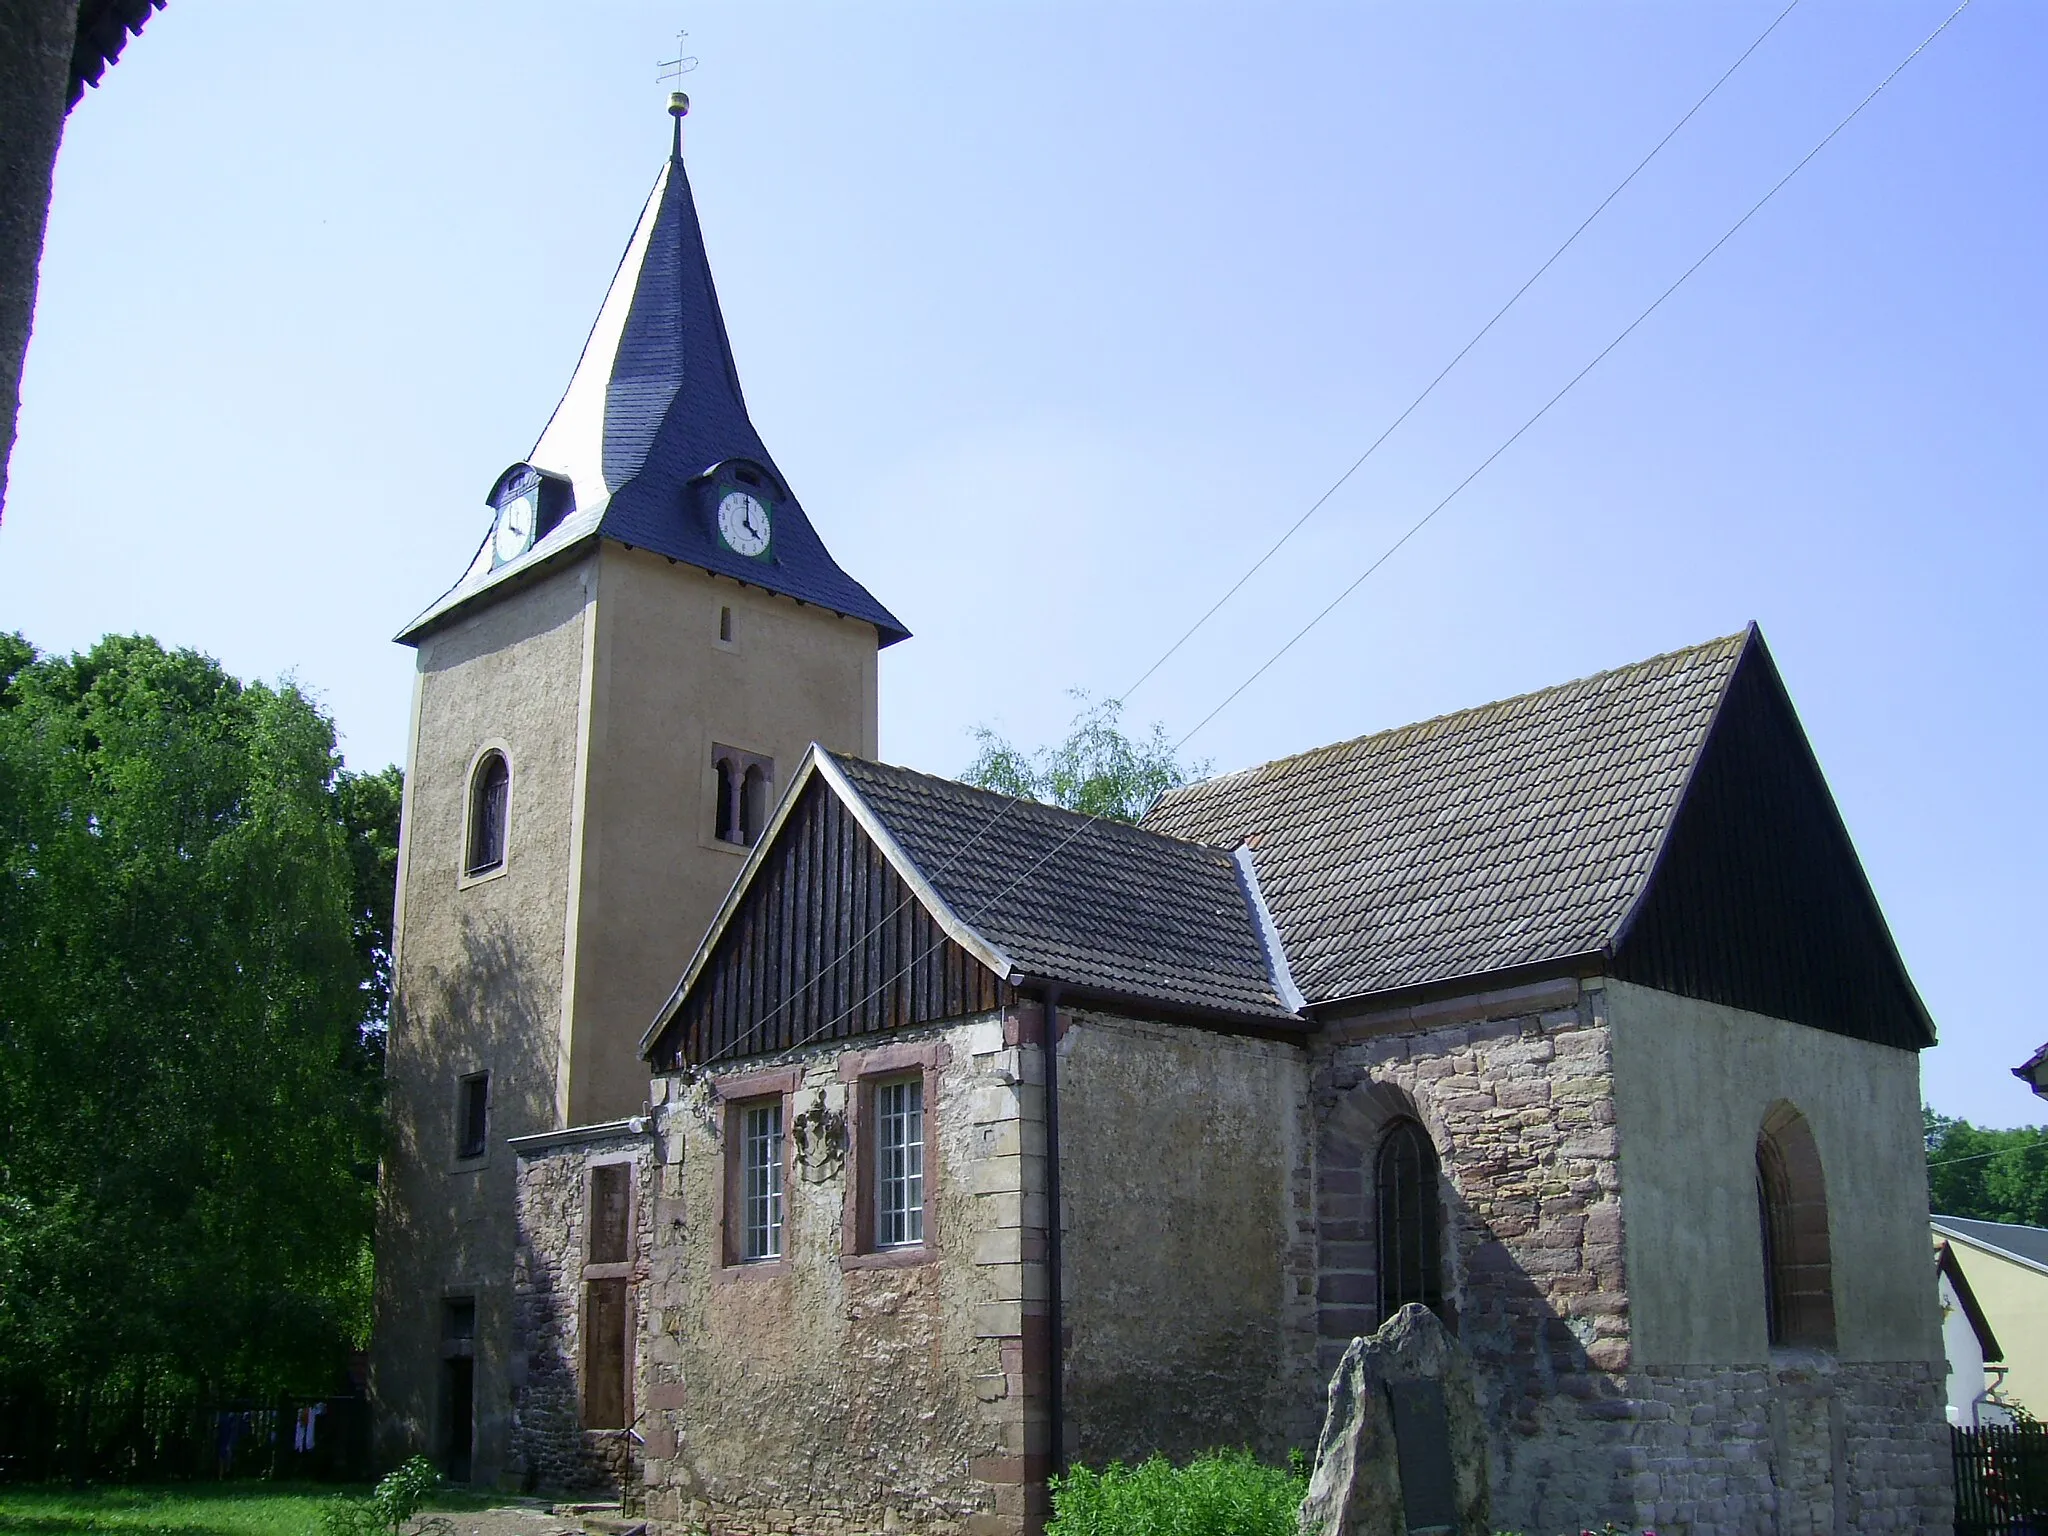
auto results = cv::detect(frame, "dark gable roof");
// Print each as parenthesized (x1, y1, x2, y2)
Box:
(831, 756, 1295, 1023)
(1146, 627, 1934, 1050)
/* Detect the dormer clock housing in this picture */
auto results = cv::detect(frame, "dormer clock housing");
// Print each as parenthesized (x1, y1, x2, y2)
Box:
(487, 463, 575, 569)
(697, 460, 781, 564)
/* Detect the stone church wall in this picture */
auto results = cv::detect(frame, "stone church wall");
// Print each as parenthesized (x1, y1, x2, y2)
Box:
(1055, 1008, 1319, 1465)
(635, 1009, 1042, 1536)
(511, 1121, 656, 1497)
(1317, 974, 1949, 1534)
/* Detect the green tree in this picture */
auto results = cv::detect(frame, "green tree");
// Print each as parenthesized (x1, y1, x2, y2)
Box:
(0, 632, 391, 1469)
(1926, 1108, 2048, 1227)
(962, 690, 1207, 823)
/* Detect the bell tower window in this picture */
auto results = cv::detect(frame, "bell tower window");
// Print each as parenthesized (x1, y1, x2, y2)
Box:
(466, 750, 510, 876)
(712, 746, 774, 848)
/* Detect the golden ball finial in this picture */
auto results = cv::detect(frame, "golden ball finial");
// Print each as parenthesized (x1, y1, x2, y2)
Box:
(669, 91, 690, 118)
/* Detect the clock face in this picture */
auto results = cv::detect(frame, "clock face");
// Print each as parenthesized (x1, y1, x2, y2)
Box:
(493, 488, 537, 565)
(718, 490, 772, 558)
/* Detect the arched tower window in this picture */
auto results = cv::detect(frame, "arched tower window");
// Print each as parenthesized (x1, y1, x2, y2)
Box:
(715, 757, 740, 844)
(741, 763, 772, 845)
(1376, 1118, 1444, 1321)
(1757, 1104, 1836, 1349)
(466, 751, 509, 876)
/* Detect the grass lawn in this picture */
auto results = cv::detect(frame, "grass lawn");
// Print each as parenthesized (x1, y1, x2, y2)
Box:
(0, 1484, 500, 1536)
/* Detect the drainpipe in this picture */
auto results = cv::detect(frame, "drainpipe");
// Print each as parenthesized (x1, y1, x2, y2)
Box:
(1042, 986, 1065, 1478)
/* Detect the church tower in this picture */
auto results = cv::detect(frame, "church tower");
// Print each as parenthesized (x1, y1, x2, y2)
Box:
(370, 99, 907, 1482)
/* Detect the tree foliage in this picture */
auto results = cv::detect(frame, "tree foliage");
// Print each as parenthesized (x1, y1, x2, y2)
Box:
(0, 633, 392, 1455)
(1926, 1108, 2048, 1227)
(962, 690, 1208, 824)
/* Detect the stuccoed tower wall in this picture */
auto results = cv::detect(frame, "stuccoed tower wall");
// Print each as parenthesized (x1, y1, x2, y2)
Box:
(1315, 974, 1949, 1536)
(373, 545, 879, 1483)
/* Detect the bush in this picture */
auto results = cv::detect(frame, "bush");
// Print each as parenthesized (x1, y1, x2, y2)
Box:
(1047, 1448, 1307, 1536)
(320, 1456, 443, 1536)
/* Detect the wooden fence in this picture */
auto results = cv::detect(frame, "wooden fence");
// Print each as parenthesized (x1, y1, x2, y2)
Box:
(1954, 1423, 2048, 1536)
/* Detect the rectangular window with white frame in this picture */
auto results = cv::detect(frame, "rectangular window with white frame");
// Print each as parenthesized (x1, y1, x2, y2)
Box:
(874, 1075, 925, 1247)
(739, 1099, 784, 1261)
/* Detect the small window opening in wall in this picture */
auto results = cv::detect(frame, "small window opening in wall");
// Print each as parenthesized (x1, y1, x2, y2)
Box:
(712, 746, 774, 846)
(740, 1099, 784, 1261)
(719, 605, 734, 643)
(466, 751, 509, 876)
(1376, 1118, 1444, 1322)
(875, 1076, 925, 1247)
(734, 466, 762, 487)
(456, 1072, 489, 1160)
(589, 1164, 630, 1265)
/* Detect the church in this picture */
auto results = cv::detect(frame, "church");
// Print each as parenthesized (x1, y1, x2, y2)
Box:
(371, 99, 1952, 1536)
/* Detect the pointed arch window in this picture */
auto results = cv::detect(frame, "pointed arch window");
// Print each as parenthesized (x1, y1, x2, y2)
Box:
(466, 751, 509, 876)
(1757, 1105, 1835, 1349)
(1376, 1118, 1444, 1321)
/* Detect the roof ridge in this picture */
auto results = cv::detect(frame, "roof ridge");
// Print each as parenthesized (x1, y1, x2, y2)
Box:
(1160, 628, 1751, 805)
(832, 752, 1240, 861)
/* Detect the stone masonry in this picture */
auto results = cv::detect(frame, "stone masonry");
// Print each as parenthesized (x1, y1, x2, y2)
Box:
(1315, 975, 1950, 1534)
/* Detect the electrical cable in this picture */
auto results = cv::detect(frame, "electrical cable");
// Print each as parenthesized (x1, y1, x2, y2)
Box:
(1113, 0, 1805, 709)
(690, 0, 1974, 1071)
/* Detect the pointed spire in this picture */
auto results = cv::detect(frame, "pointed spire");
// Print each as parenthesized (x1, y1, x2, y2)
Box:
(401, 103, 908, 647)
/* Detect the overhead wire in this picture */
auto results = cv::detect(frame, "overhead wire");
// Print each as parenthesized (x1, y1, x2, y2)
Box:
(688, 0, 1973, 1072)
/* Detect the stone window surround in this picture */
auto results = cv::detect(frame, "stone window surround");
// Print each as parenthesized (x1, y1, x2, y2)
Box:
(712, 1066, 800, 1280)
(1319, 1077, 1460, 1346)
(457, 739, 513, 890)
(838, 1040, 950, 1270)
(708, 744, 775, 851)
(1756, 1099, 1837, 1351)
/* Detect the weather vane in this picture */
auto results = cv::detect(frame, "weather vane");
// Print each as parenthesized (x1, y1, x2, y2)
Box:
(657, 27, 699, 153)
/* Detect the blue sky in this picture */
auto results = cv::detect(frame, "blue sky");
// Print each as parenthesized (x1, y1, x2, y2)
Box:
(5, 2, 2041, 1124)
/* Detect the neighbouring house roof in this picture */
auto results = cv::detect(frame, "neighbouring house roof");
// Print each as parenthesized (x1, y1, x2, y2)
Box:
(399, 139, 906, 647)
(69, 0, 164, 108)
(1144, 626, 1935, 1049)
(1934, 1216, 2048, 1276)
(645, 747, 1298, 1065)
(2013, 1042, 2048, 1097)
(1936, 1236, 2005, 1362)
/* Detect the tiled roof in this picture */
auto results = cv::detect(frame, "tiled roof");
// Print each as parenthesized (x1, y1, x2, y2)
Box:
(69, 0, 163, 108)
(1143, 632, 1751, 1005)
(831, 755, 1297, 1022)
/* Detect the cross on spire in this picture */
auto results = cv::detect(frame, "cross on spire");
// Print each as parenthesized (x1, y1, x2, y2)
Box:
(658, 28, 698, 156)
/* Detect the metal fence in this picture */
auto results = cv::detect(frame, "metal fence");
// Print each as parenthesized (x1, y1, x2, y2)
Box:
(1954, 1423, 2048, 1536)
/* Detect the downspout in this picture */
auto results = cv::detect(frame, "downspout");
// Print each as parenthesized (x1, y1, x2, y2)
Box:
(1042, 985, 1065, 1478)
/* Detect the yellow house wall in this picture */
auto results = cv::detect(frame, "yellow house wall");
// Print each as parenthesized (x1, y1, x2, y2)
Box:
(1940, 1236, 2048, 1415)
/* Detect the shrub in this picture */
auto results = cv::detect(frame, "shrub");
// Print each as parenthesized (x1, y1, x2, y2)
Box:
(321, 1456, 444, 1536)
(1047, 1448, 1307, 1536)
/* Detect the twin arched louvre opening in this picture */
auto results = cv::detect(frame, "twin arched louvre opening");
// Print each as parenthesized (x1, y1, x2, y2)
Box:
(1757, 1102, 1836, 1350)
(655, 775, 1005, 1069)
(466, 751, 509, 876)
(714, 748, 775, 847)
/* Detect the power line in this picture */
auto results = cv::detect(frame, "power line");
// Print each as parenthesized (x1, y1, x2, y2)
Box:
(1928, 1139, 2048, 1173)
(1175, 0, 1975, 751)
(691, 0, 1974, 1071)
(1112, 0, 1805, 710)
(689, 7, 1807, 1071)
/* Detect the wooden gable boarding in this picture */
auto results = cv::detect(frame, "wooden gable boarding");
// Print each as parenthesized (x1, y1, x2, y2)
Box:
(651, 774, 1005, 1069)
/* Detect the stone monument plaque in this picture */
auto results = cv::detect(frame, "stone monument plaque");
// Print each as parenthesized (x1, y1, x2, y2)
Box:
(1388, 1378, 1457, 1532)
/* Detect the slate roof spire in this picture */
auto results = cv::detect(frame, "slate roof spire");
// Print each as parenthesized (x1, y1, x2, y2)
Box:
(399, 104, 907, 646)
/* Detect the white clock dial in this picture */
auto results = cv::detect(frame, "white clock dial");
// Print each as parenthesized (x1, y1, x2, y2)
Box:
(718, 490, 772, 557)
(493, 489, 537, 564)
